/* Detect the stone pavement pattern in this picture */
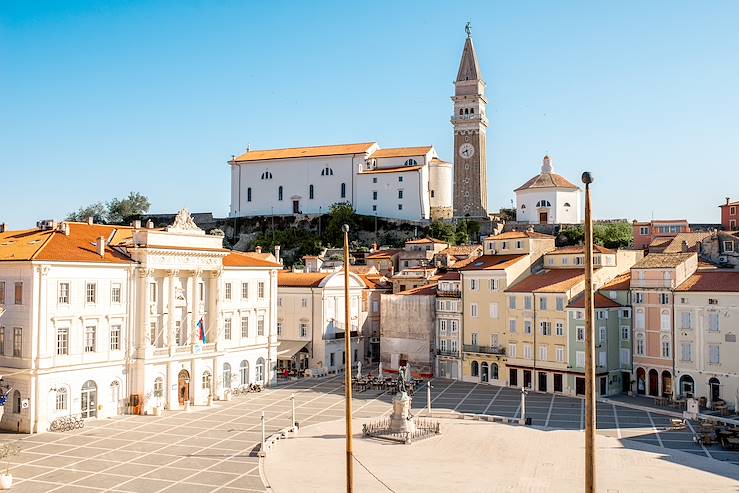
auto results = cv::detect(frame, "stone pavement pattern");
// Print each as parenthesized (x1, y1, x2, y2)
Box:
(265, 418, 739, 493)
(2, 375, 739, 492)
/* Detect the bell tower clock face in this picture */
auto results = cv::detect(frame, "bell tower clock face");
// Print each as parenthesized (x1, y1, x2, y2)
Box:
(458, 143, 475, 159)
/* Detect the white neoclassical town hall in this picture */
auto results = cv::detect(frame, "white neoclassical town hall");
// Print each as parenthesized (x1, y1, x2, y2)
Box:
(0, 211, 280, 433)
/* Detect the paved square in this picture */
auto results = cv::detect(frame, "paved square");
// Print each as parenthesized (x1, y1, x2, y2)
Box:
(1, 375, 737, 492)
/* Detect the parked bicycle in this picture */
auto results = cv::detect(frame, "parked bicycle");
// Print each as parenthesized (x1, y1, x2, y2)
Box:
(49, 415, 84, 432)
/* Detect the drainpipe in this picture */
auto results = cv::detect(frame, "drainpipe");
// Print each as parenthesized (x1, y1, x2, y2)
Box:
(532, 293, 537, 389)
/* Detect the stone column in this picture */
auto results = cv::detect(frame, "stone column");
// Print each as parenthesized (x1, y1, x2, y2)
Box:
(167, 270, 177, 355)
(207, 271, 220, 347)
(193, 269, 202, 345)
(136, 269, 150, 354)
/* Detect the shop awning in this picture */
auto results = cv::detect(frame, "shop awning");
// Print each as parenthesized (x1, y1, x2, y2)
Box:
(277, 340, 310, 359)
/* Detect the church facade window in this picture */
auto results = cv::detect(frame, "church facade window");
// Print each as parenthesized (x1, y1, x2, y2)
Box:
(309, 184, 314, 199)
(536, 200, 552, 208)
(278, 186, 283, 201)
(564, 202, 571, 207)
(261, 171, 273, 180)
(340, 183, 346, 198)
(404, 159, 417, 167)
(321, 167, 334, 176)
(247, 187, 252, 202)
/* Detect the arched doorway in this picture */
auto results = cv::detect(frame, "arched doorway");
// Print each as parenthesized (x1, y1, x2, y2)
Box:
(491, 363, 499, 381)
(110, 380, 121, 414)
(481, 362, 489, 383)
(178, 369, 190, 405)
(223, 363, 232, 390)
(648, 369, 659, 396)
(679, 374, 694, 398)
(470, 361, 479, 378)
(256, 358, 265, 384)
(709, 377, 721, 403)
(661, 371, 673, 397)
(81, 380, 97, 418)
(240, 360, 250, 386)
(636, 368, 646, 395)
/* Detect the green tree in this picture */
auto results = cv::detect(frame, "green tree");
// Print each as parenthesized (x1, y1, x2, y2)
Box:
(66, 202, 108, 223)
(107, 192, 151, 224)
(428, 221, 456, 244)
(454, 220, 470, 245)
(324, 202, 356, 246)
(594, 222, 633, 249)
(560, 225, 584, 245)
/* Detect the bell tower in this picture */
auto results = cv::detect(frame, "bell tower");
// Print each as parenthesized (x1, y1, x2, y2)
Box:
(452, 23, 489, 217)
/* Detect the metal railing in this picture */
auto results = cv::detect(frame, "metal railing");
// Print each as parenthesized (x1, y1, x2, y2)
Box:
(436, 349, 460, 358)
(463, 344, 505, 355)
(436, 288, 461, 298)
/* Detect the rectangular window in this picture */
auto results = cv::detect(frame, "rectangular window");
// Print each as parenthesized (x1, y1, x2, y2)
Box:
(58, 282, 70, 304)
(524, 320, 532, 334)
(57, 328, 69, 355)
(398, 176, 403, 182)
(0, 327, 5, 355)
(621, 326, 629, 340)
(257, 315, 265, 336)
(469, 279, 478, 291)
(470, 303, 478, 318)
(301, 298, 308, 308)
(398, 204, 403, 210)
(241, 282, 249, 299)
(84, 326, 96, 352)
(300, 323, 308, 338)
(576, 351, 585, 368)
(149, 282, 157, 303)
(110, 324, 121, 350)
(277, 321, 283, 336)
(450, 320, 458, 332)
(56, 390, 68, 411)
(439, 319, 447, 332)
(539, 345, 548, 361)
(224, 318, 232, 340)
(598, 351, 606, 367)
(555, 321, 564, 336)
(556, 346, 565, 362)
(111, 283, 121, 303)
(708, 312, 720, 332)
(241, 316, 249, 338)
(539, 297, 547, 310)
(509, 319, 517, 333)
(508, 343, 516, 358)
(599, 327, 607, 343)
(556, 297, 564, 311)
(659, 293, 669, 304)
(471, 332, 479, 346)
(639, 226, 649, 235)
(489, 302, 499, 319)
(661, 340, 671, 358)
(540, 321, 551, 336)
(258, 281, 265, 298)
(372, 191, 378, 200)
(372, 300, 379, 312)
(85, 282, 97, 303)
(247, 187, 252, 202)
(680, 342, 692, 362)
(576, 326, 584, 342)
(199, 282, 204, 302)
(660, 311, 670, 331)
(489, 279, 498, 291)
(372, 177, 377, 184)
(636, 336, 644, 355)
(224, 283, 232, 301)
(524, 296, 532, 310)
(709, 344, 720, 365)
(509, 296, 517, 310)
(12, 328, 22, 357)
(501, 241, 508, 250)
(372, 205, 377, 211)
(150, 322, 158, 346)
(621, 308, 631, 318)
(174, 321, 182, 345)
(620, 348, 630, 365)
(634, 292, 644, 304)
(681, 311, 692, 329)
(724, 241, 735, 252)
(14, 282, 22, 305)
(523, 344, 532, 360)
(398, 190, 403, 199)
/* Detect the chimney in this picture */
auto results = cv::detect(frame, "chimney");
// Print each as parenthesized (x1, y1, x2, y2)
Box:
(96, 236, 105, 257)
(146, 219, 154, 229)
(59, 222, 70, 236)
(87, 216, 94, 225)
(274, 245, 281, 264)
(371, 242, 378, 252)
(255, 246, 262, 254)
(132, 220, 141, 229)
(727, 197, 731, 205)
(0, 223, 5, 233)
(681, 240, 689, 253)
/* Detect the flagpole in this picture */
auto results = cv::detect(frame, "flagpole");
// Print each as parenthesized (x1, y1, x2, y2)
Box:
(342, 224, 354, 493)
(582, 171, 596, 493)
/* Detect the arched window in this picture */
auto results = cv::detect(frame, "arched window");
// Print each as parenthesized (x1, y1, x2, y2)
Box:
(471, 361, 479, 377)
(491, 363, 499, 380)
(564, 202, 571, 207)
(470, 108, 475, 114)
(536, 200, 552, 208)
(459, 109, 464, 115)
(261, 171, 273, 180)
(223, 363, 232, 389)
(202, 370, 212, 391)
(55, 388, 68, 411)
(430, 190, 435, 198)
(278, 186, 283, 201)
(404, 159, 418, 167)
(340, 183, 346, 198)
(240, 360, 250, 385)
(321, 167, 334, 176)
(521, 204, 526, 209)
(12, 390, 20, 414)
(636, 333, 645, 355)
(154, 377, 163, 398)
(660, 310, 670, 331)
(464, 108, 469, 115)
(256, 357, 265, 384)
(309, 184, 314, 200)
(481, 362, 489, 382)
(661, 336, 671, 358)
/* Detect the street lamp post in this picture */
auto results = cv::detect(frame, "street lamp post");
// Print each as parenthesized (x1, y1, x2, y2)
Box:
(261, 411, 266, 456)
(342, 224, 354, 493)
(520, 387, 528, 424)
(290, 393, 296, 431)
(427, 381, 433, 416)
(582, 171, 596, 493)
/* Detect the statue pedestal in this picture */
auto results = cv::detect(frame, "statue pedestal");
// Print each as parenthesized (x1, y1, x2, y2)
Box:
(389, 392, 416, 434)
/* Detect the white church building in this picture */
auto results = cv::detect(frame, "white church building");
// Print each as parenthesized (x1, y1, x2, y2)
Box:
(514, 155, 582, 225)
(228, 142, 453, 221)
(0, 211, 281, 433)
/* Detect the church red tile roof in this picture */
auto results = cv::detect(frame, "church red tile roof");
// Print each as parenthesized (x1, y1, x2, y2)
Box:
(233, 142, 376, 162)
(514, 173, 579, 191)
(369, 146, 433, 158)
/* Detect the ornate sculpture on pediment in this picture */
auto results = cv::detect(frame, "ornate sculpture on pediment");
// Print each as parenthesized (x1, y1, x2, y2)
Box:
(168, 209, 202, 233)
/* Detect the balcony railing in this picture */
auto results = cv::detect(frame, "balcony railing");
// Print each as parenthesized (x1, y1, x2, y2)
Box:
(436, 349, 460, 358)
(324, 330, 360, 340)
(463, 344, 505, 355)
(631, 279, 675, 289)
(436, 288, 461, 298)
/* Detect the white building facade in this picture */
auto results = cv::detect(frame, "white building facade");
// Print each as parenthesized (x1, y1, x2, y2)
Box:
(515, 155, 582, 225)
(0, 211, 281, 433)
(228, 143, 453, 221)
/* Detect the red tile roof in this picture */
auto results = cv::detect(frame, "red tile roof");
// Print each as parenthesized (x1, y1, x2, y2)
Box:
(460, 254, 528, 271)
(438, 271, 461, 281)
(396, 283, 438, 296)
(233, 142, 376, 162)
(600, 273, 631, 291)
(514, 172, 579, 192)
(568, 292, 622, 309)
(506, 269, 584, 293)
(223, 251, 282, 268)
(369, 146, 432, 158)
(366, 249, 401, 259)
(632, 253, 696, 269)
(675, 271, 739, 292)
(486, 231, 555, 240)
(548, 245, 615, 255)
(277, 272, 332, 287)
(405, 237, 447, 244)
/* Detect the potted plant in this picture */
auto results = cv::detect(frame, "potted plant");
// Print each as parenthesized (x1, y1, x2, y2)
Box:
(207, 393, 213, 406)
(152, 389, 163, 416)
(0, 443, 20, 490)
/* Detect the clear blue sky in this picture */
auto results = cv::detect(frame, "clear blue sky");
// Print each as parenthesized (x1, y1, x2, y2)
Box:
(2, 1, 738, 228)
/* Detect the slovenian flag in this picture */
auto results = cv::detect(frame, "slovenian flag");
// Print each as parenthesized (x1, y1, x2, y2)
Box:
(197, 318, 207, 344)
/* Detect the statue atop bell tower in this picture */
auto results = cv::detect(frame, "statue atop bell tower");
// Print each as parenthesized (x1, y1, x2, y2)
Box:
(452, 23, 489, 218)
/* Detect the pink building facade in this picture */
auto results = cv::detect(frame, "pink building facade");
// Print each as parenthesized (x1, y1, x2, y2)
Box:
(632, 219, 691, 250)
